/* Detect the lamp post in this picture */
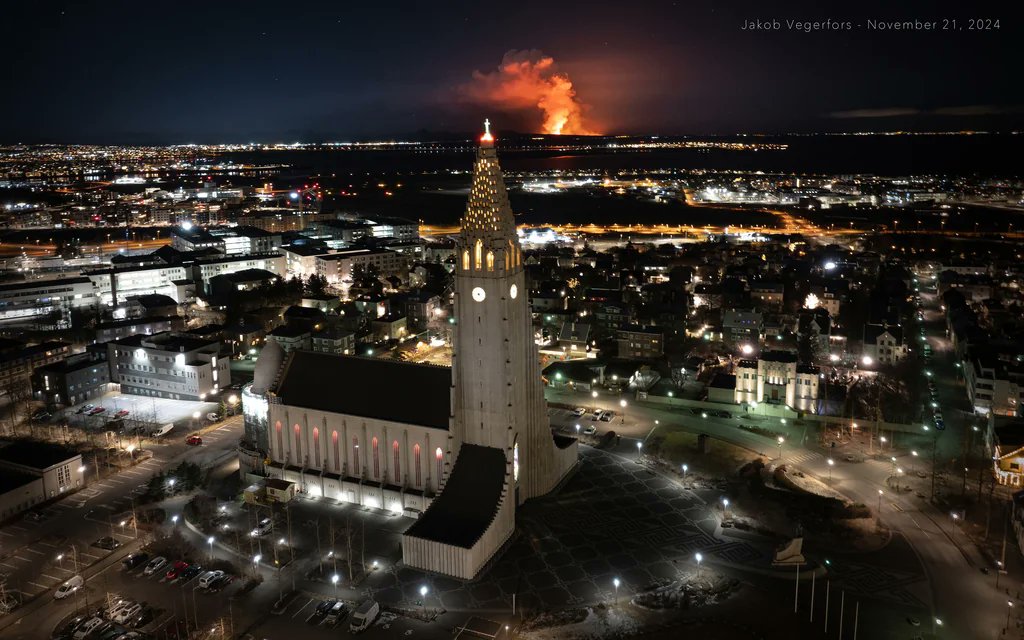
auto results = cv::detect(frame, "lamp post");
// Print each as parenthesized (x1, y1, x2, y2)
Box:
(171, 514, 179, 526)
(695, 552, 703, 580)
(877, 489, 883, 514)
(777, 436, 785, 461)
(1006, 600, 1014, 634)
(575, 424, 580, 436)
(721, 497, 730, 519)
(620, 399, 627, 424)
(827, 458, 834, 485)
(331, 573, 339, 596)
(252, 554, 262, 577)
(613, 577, 620, 604)
(419, 585, 428, 614)
(911, 450, 918, 475)
(681, 464, 688, 479)
(591, 390, 598, 413)
(636, 441, 642, 462)
(207, 536, 215, 561)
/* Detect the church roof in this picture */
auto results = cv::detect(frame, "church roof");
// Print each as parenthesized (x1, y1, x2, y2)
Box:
(274, 351, 451, 429)
(404, 443, 506, 548)
(461, 124, 515, 238)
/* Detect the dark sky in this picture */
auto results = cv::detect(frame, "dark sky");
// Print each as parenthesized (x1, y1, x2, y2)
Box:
(2, 0, 1022, 142)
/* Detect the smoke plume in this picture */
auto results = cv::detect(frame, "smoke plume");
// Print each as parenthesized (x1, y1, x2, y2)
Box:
(459, 50, 596, 135)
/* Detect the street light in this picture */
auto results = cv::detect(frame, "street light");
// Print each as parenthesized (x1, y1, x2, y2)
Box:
(253, 554, 262, 576)
(777, 436, 785, 461)
(1007, 601, 1015, 634)
(207, 536, 215, 560)
(721, 497, 730, 519)
(911, 450, 918, 474)
(636, 441, 642, 461)
(419, 585, 428, 613)
(695, 552, 703, 579)
(877, 489, 883, 514)
(171, 514, 179, 525)
(827, 458, 834, 484)
(331, 573, 339, 595)
(620, 399, 627, 424)
(613, 577, 620, 604)
(681, 464, 688, 478)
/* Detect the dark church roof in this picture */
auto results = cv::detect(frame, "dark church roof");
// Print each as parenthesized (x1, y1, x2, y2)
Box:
(275, 351, 451, 429)
(404, 444, 506, 548)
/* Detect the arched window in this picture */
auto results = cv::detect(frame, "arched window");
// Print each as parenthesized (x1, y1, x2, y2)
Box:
(505, 250, 510, 271)
(474, 239, 482, 270)
(435, 447, 443, 486)
(312, 427, 320, 468)
(513, 439, 520, 482)
(352, 437, 360, 475)
(462, 250, 470, 271)
(486, 251, 494, 271)
(413, 444, 421, 487)
(293, 424, 302, 461)
(372, 437, 379, 479)
(332, 431, 340, 472)
(275, 421, 283, 456)
(392, 440, 401, 482)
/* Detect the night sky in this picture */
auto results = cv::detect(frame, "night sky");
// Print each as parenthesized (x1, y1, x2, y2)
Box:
(2, 0, 1022, 142)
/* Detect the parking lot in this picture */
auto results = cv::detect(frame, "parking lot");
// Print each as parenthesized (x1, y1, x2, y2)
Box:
(61, 391, 222, 433)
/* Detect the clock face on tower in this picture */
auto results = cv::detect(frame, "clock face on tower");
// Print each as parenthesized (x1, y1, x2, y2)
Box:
(471, 287, 486, 302)
(509, 284, 518, 299)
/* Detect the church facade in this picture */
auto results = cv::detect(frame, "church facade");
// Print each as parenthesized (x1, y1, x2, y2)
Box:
(251, 122, 577, 579)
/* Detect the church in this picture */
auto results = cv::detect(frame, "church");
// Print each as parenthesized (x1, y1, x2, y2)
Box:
(244, 121, 578, 580)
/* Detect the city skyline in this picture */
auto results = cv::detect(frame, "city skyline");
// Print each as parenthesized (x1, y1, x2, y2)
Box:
(1, 1, 1022, 142)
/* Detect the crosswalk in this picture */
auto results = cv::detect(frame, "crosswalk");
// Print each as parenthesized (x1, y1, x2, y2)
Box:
(781, 450, 823, 466)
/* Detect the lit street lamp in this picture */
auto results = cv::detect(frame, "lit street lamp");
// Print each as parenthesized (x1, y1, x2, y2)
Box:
(826, 458, 834, 485)
(331, 573, 339, 596)
(207, 536, 215, 561)
(613, 577, 620, 604)
(877, 489, 883, 514)
(777, 436, 785, 461)
(252, 554, 262, 577)
(575, 424, 580, 435)
(911, 450, 918, 475)
(695, 552, 703, 580)
(681, 463, 688, 479)
(636, 441, 642, 462)
(620, 399, 627, 424)
(419, 585, 428, 613)
(721, 497, 730, 519)
(1007, 601, 1015, 633)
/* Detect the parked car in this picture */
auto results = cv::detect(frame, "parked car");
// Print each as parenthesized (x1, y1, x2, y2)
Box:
(205, 574, 232, 591)
(165, 561, 189, 581)
(198, 570, 224, 589)
(106, 598, 134, 620)
(76, 404, 96, 415)
(206, 412, 220, 422)
(31, 409, 51, 421)
(56, 615, 89, 638)
(571, 407, 586, 417)
(143, 556, 166, 576)
(126, 607, 154, 629)
(185, 435, 202, 446)
(600, 411, 614, 422)
(88, 407, 106, 416)
(180, 565, 203, 581)
(591, 410, 603, 421)
(72, 617, 105, 639)
(114, 603, 143, 625)
(250, 517, 273, 537)
(312, 598, 337, 622)
(55, 575, 84, 599)
(93, 537, 121, 551)
(583, 425, 597, 435)
(114, 409, 130, 418)
(349, 599, 379, 633)
(325, 600, 348, 625)
(121, 553, 149, 571)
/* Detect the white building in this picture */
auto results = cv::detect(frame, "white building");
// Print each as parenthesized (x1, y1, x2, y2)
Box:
(0, 277, 97, 322)
(963, 354, 1024, 416)
(315, 249, 407, 284)
(107, 332, 230, 401)
(734, 350, 819, 412)
(862, 323, 907, 365)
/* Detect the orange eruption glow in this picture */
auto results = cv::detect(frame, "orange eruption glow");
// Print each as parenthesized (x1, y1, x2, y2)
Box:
(460, 49, 597, 135)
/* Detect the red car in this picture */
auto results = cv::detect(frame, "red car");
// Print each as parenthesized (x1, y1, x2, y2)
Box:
(88, 407, 106, 416)
(165, 560, 189, 581)
(114, 409, 130, 418)
(186, 435, 202, 446)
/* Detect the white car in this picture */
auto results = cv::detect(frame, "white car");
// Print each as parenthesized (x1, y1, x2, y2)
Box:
(571, 407, 586, 417)
(106, 598, 132, 619)
(198, 570, 224, 589)
(143, 556, 166, 576)
(583, 425, 597, 435)
(73, 617, 105, 639)
(250, 517, 273, 537)
(54, 575, 83, 599)
(113, 603, 143, 625)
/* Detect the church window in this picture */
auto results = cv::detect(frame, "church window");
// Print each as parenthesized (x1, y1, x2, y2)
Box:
(372, 437, 379, 479)
(486, 251, 494, 271)
(474, 239, 483, 270)
(312, 427, 320, 468)
(393, 440, 401, 482)
(414, 444, 421, 487)
(435, 447, 443, 484)
(275, 421, 283, 456)
(332, 431, 339, 472)
(352, 437, 360, 473)
(462, 250, 470, 271)
(513, 440, 520, 482)
(293, 424, 301, 460)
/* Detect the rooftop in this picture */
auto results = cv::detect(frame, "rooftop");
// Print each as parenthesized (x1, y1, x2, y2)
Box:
(274, 351, 451, 429)
(0, 441, 81, 470)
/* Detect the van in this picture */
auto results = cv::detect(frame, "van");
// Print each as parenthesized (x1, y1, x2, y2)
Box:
(55, 575, 84, 599)
(199, 570, 224, 589)
(325, 600, 347, 625)
(348, 599, 379, 633)
(153, 424, 174, 438)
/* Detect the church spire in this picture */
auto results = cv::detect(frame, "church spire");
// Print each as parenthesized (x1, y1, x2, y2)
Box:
(460, 119, 515, 239)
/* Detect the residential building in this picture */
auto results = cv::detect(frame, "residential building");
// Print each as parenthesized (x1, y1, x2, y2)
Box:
(315, 249, 407, 284)
(107, 332, 230, 401)
(0, 277, 97, 322)
(32, 352, 112, 407)
(734, 350, 819, 412)
(616, 325, 664, 360)
(862, 322, 907, 365)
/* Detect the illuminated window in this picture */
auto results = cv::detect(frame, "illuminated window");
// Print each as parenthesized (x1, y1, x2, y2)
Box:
(435, 447, 443, 485)
(352, 437, 360, 474)
(312, 427, 320, 468)
(505, 250, 510, 270)
(293, 424, 301, 460)
(486, 251, 494, 271)
(474, 239, 482, 270)
(332, 431, 339, 472)
(462, 250, 470, 271)
(275, 421, 283, 455)
(372, 437, 379, 479)
(414, 444, 421, 487)
(393, 440, 400, 482)
(513, 440, 520, 482)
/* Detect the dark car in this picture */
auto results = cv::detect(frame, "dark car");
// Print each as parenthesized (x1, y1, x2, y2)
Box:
(93, 537, 121, 551)
(56, 614, 89, 638)
(180, 564, 203, 581)
(121, 552, 149, 571)
(206, 574, 233, 591)
(127, 606, 154, 629)
(31, 409, 51, 421)
(312, 598, 337, 621)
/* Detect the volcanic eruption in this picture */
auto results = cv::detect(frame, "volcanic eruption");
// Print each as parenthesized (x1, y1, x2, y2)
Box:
(459, 49, 597, 135)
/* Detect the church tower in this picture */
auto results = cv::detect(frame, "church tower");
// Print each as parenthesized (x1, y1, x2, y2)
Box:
(402, 121, 577, 579)
(450, 120, 575, 503)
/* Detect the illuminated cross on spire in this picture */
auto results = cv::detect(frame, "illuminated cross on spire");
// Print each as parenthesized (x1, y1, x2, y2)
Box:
(484, 118, 491, 135)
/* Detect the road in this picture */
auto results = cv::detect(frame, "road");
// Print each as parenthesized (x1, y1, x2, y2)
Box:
(0, 415, 243, 638)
